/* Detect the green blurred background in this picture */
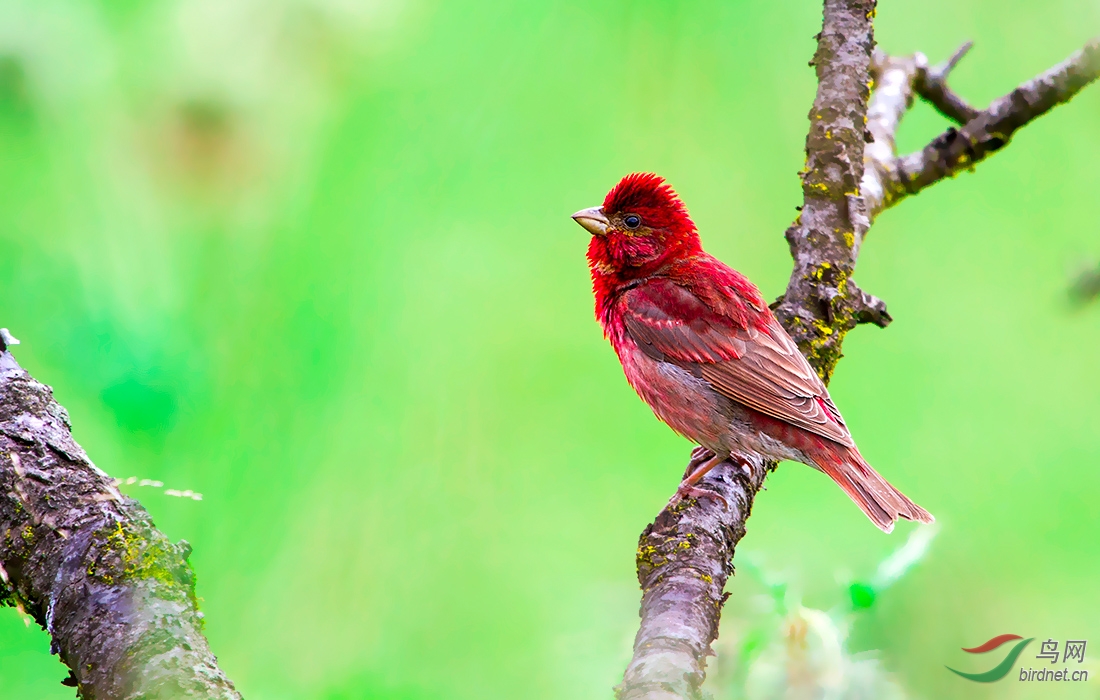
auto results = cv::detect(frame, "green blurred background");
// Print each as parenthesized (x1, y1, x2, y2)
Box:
(1, 0, 1098, 698)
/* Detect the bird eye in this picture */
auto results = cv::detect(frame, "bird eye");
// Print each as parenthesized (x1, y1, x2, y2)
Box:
(623, 214, 641, 230)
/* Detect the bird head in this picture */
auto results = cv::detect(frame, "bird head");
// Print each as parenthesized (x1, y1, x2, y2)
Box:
(573, 173, 701, 281)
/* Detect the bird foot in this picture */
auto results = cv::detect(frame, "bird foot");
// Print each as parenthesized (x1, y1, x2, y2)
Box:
(728, 452, 752, 471)
(668, 484, 729, 510)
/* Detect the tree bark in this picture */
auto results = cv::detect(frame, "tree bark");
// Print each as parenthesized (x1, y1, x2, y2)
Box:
(0, 335, 241, 700)
(615, 7, 1100, 699)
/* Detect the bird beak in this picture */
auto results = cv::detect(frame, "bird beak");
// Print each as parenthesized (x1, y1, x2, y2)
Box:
(571, 206, 610, 236)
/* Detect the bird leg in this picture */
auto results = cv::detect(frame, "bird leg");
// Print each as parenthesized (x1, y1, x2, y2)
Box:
(667, 451, 732, 510)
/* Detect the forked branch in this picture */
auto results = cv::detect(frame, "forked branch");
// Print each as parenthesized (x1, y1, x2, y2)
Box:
(899, 39, 1100, 197)
(617, 12, 1100, 700)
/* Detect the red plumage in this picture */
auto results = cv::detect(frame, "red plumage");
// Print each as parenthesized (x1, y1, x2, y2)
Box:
(573, 173, 932, 532)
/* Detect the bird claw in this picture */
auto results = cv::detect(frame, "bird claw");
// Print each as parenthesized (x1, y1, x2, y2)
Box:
(727, 452, 752, 470)
(668, 484, 730, 511)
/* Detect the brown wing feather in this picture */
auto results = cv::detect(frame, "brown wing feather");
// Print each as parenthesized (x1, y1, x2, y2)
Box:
(621, 280, 854, 447)
(698, 318, 853, 446)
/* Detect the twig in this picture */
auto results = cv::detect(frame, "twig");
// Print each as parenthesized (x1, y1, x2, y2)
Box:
(899, 39, 1100, 197)
(913, 41, 979, 124)
(0, 340, 241, 699)
(618, 10, 1100, 700)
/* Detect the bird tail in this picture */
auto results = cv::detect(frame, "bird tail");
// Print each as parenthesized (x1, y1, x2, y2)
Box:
(809, 444, 933, 533)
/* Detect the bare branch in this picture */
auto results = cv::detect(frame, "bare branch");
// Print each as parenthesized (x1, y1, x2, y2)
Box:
(900, 39, 1100, 196)
(862, 50, 920, 218)
(914, 41, 980, 124)
(616, 450, 769, 700)
(618, 2, 877, 698)
(618, 16, 1100, 700)
(0, 341, 241, 699)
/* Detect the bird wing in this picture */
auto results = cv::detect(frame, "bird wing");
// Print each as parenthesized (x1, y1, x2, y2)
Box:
(620, 277, 854, 446)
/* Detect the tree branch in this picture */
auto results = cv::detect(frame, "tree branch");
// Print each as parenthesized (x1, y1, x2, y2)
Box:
(899, 39, 1100, 197)
(618, 2, 877, 698)
(772, 0, 880, 385)
(1070, 262, 1100, 304)
(0, 335, 241, 699)
(913, 41, 979, 125)
(618, 11, 1100, 700)
(616, 449, 768, 700)
(861, 50, 921, 221)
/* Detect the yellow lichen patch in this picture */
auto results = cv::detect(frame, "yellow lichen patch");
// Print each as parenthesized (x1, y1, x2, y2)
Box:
(802, 180, 832, 197)
(637, 543, 660, 570)
(802, 325, 850, 383)
(812, 319, 834, 337)
(809, 262, 832, 281)
(670, 498, 693, 514)
(834, 271, 849, 298)
(95, 522, 181, 587)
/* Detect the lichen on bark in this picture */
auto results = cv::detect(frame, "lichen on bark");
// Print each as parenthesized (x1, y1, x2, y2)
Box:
(617, 6, 1099, 700)
(0, 347, 240, 700)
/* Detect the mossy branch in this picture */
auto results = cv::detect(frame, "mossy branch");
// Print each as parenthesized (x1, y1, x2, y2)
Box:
(0, 338, 241, 700)
(618, 7, 1099, 700)
(771, 0, 880, 386)
(618, 2, 876, 698)
(616, 449, 769, 700)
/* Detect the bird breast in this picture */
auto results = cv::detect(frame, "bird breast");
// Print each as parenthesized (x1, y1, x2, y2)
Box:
(615, 334, 730, 450)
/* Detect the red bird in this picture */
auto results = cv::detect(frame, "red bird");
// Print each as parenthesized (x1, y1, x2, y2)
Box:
(572, 173, 932, 532)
